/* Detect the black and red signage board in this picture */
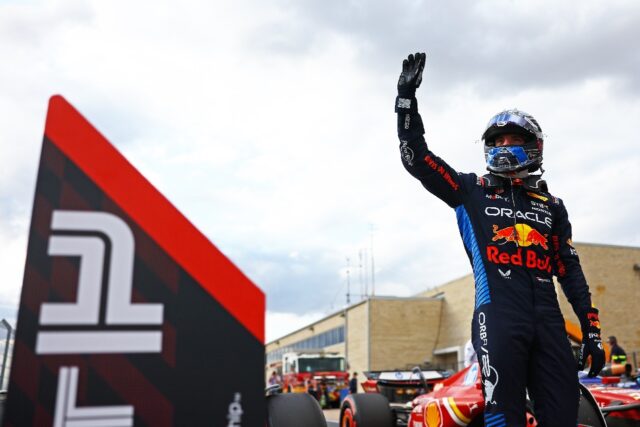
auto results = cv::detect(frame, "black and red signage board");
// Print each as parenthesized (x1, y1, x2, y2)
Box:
(3, 96, 265, 426)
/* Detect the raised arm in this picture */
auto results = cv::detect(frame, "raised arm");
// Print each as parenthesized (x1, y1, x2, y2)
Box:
(395, 53, 473, 208)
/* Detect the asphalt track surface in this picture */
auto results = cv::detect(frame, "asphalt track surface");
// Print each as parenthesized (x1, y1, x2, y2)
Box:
(324, 409, 339, 427)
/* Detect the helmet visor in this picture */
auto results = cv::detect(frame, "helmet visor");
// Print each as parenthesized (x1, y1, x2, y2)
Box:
(486, 146, 532, 172)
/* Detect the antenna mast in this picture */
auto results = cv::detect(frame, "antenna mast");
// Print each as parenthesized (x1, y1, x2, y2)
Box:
(346, 257, 351, 305)
(370, 223, 376, 296)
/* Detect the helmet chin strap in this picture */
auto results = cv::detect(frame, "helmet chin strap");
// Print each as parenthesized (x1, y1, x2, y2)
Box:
(492, 170, 531, 179)
(481, 171, 549, 193)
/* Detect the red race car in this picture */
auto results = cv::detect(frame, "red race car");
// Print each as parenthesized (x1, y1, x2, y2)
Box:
(585, 384, 640, 427)
(338, 363, 640, 427)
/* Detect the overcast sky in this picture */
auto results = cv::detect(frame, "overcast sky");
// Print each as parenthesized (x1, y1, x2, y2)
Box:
(1, 0, 639, 342)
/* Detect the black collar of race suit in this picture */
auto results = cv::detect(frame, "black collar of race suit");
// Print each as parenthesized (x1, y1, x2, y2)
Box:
(479, 173, 548, 193)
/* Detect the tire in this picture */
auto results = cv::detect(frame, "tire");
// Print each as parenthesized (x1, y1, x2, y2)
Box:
(266, 393, 327, 427)
(577, 383, 607, 427)
(340, 394, 394, 427)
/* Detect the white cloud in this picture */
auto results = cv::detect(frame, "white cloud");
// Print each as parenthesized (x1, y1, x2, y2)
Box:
(0, 223, 28, 313)
(266, 310, 326, 343)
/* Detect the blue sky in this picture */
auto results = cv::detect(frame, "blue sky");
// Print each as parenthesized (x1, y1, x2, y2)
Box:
(1, 0, 639, 341)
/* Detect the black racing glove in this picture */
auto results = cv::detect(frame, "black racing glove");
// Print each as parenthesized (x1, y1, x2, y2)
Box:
(397, 52, 426, 97)
(577, 307, 605, 377)
(396, 52, 426, 113)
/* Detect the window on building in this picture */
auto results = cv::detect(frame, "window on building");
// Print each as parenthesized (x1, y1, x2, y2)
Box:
(298, 357, 345, 373)
(266, 326, 345, 363)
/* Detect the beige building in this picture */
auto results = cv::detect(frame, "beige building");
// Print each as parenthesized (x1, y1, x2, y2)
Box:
(266, 243, 640, 389)
(265, 296, 444, 389)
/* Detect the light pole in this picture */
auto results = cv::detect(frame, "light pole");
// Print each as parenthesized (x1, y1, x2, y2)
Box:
(345, 257, 351, 305)
(1, 318, 13, 390)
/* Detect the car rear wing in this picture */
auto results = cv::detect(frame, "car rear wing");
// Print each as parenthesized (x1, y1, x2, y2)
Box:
(364, 369, 447, 382)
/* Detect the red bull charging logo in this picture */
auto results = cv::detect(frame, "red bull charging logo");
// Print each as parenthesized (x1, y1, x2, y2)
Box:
(587, 311, 601, 329)
(491, 223, 548, 250)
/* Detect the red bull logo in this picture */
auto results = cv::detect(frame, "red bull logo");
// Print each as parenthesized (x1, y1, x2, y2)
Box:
(492, 223, 548, 250)
(486, 247, 552, 273)
(587, 311, 601, 329)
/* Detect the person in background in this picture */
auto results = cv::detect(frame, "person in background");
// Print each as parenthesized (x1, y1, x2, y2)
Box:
(319, 379, 329, 408)
(349, 372, 358, 394)
(607, 336, 627, 365)
(307, 377, 318, 401)
(268, 370, 281, 386)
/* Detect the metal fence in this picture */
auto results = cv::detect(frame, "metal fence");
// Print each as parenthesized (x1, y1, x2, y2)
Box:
(1, 319, 13, 391)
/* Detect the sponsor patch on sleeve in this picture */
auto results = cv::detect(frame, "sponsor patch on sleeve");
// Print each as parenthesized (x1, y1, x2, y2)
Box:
(527, 192, 548, 202)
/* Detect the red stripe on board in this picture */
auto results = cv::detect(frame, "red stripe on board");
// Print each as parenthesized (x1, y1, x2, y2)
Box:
(43, 95, 264, 342)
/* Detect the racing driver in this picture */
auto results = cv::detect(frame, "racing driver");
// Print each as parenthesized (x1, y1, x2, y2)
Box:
(395, 52, 605, 426)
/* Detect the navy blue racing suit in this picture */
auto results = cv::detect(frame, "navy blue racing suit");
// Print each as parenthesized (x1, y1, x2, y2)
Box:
(397, 100, 592, 426)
